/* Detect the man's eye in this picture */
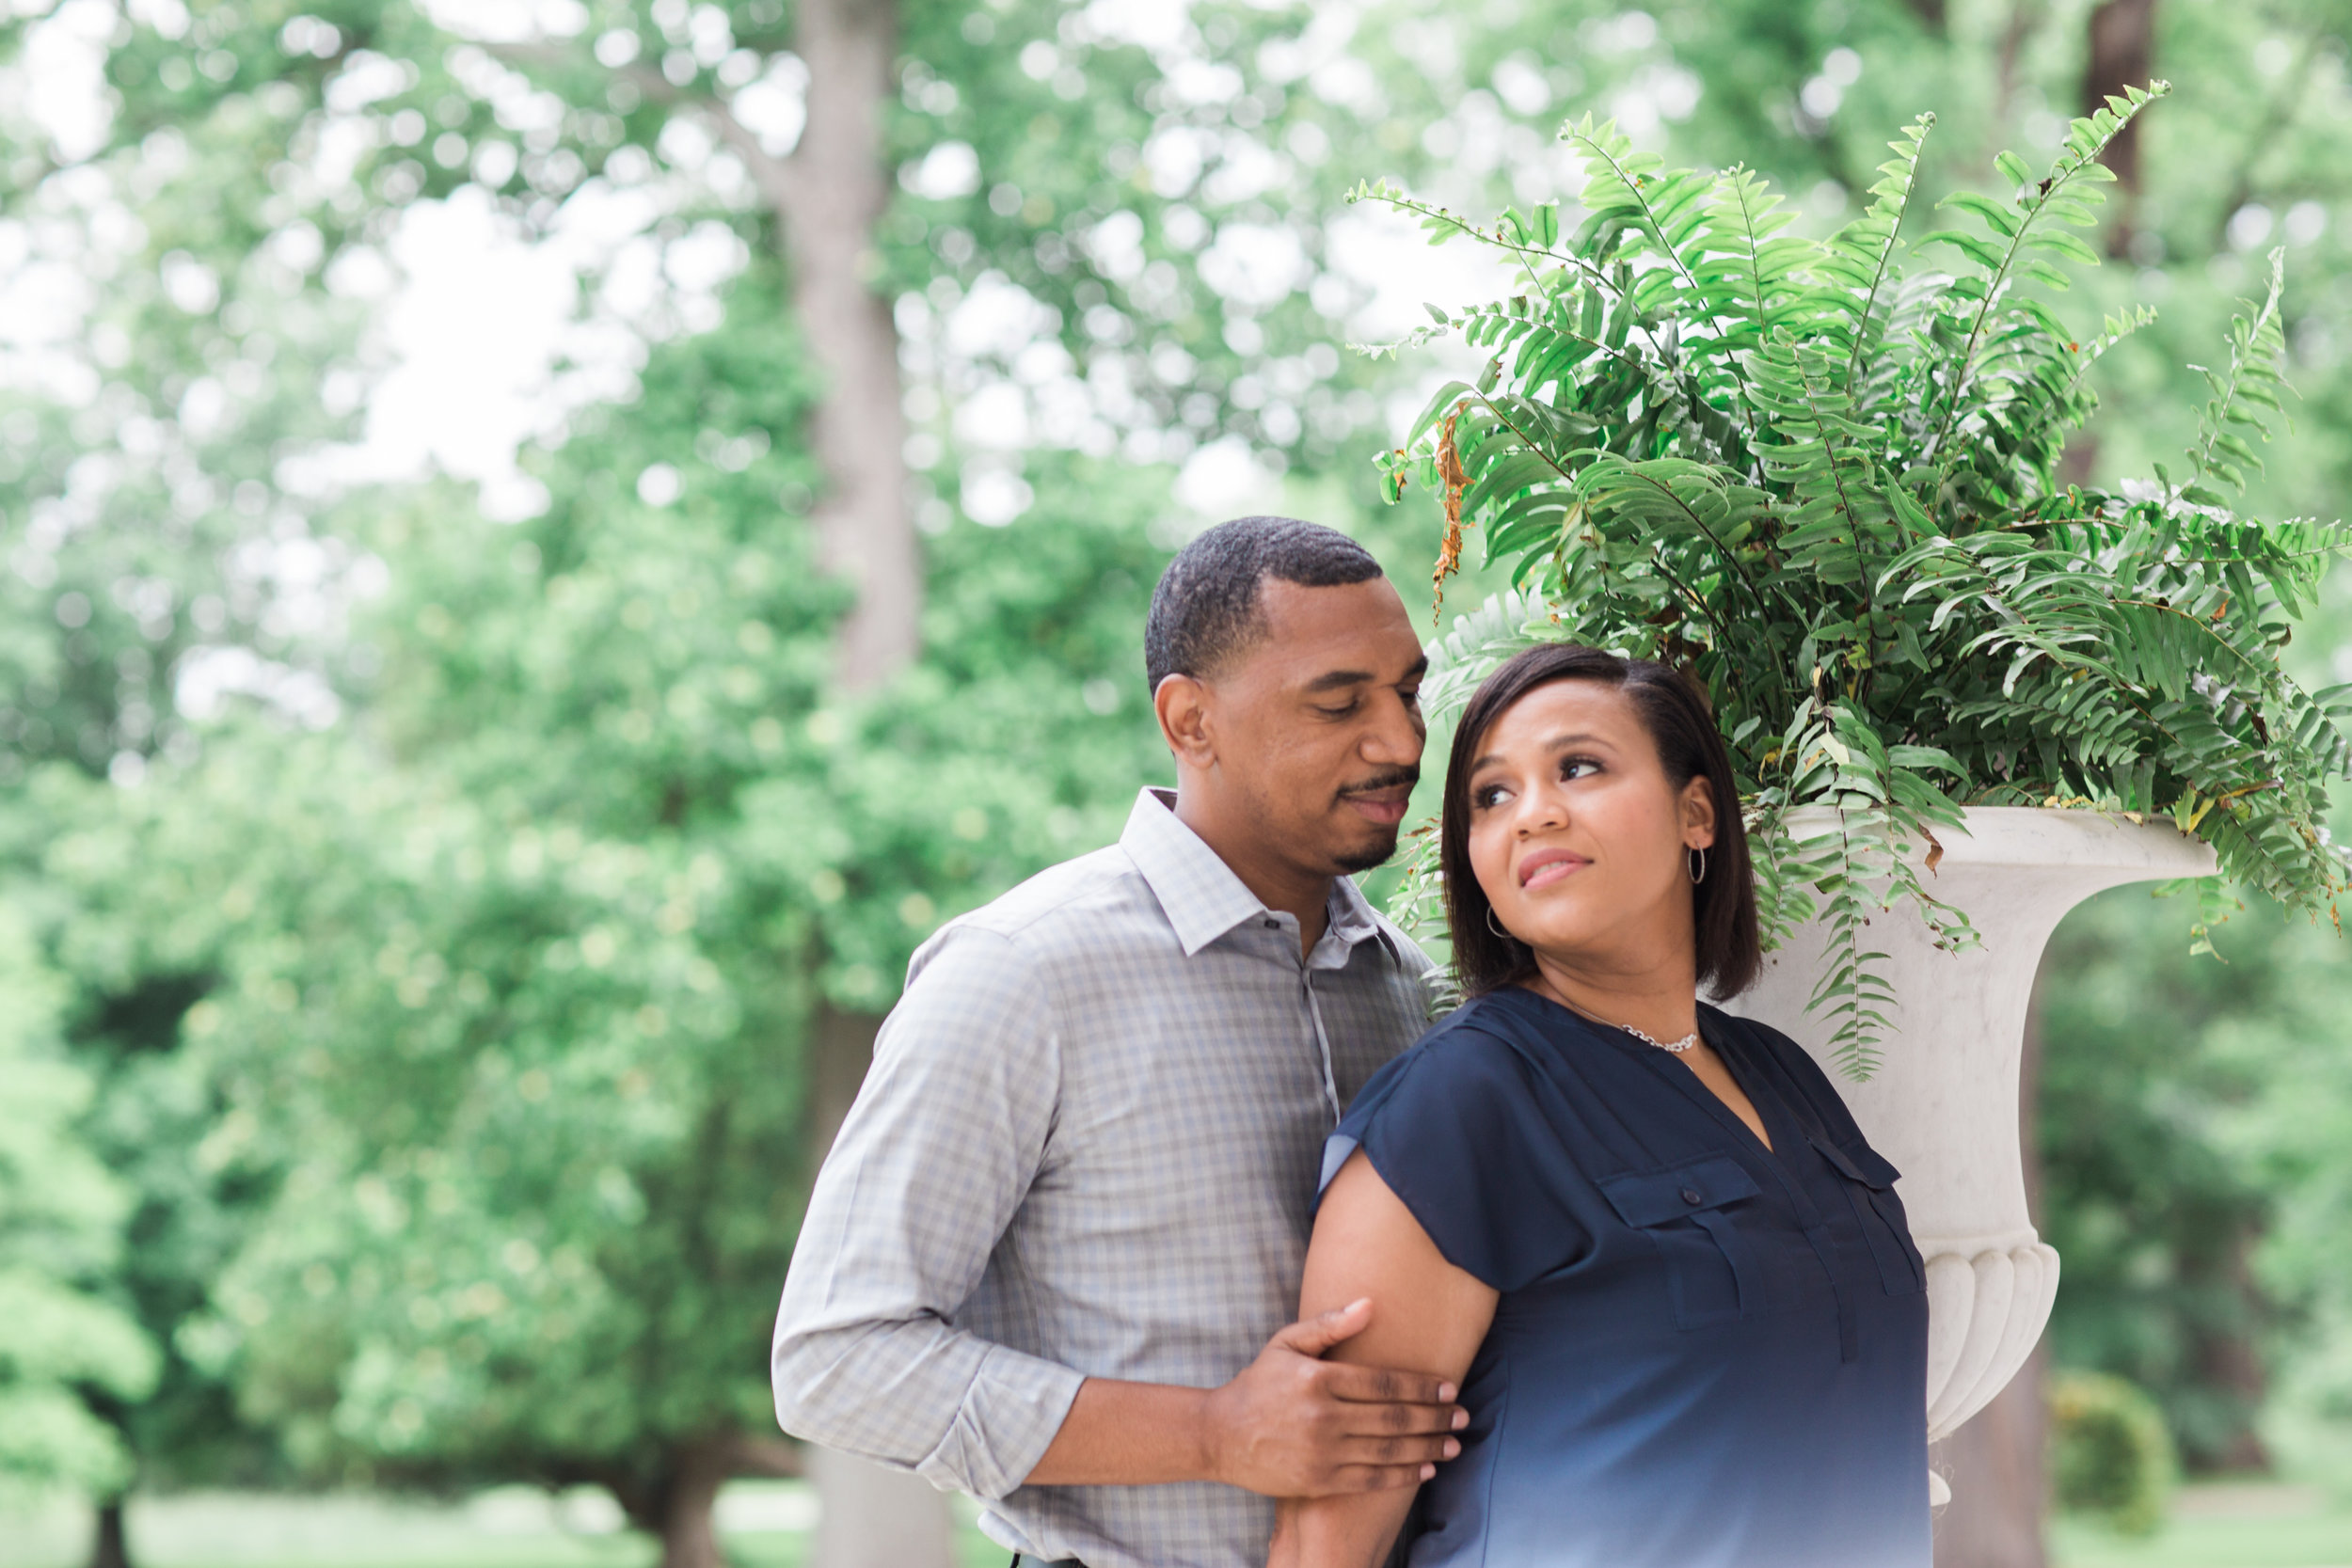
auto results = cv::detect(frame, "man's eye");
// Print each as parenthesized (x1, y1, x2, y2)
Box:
(1315, 702, 1359, 719)
(1400, 687, 1423, 707)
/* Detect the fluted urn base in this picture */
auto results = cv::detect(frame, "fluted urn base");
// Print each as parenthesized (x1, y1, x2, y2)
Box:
(1724, 808, 2215, 1444)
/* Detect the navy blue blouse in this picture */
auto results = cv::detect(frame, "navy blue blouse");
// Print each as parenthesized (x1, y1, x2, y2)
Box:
(1322, 988, 1931, 1568)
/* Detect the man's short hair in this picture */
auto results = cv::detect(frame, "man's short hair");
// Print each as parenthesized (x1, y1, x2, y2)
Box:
(1144, 515, 1384, 690)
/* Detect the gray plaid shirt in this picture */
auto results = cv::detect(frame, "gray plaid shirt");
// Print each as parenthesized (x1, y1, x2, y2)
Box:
(772, 787, 1437, 1568)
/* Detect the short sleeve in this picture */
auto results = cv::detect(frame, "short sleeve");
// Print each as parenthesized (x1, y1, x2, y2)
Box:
(1323, 1022, 1595, 1293)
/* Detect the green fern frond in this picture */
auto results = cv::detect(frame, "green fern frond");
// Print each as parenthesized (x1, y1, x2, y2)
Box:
(1372, 91, 2352, 1072)
(1915, 83, 2173, 497)
(1697, 166, 1815, 356)
(2180, 245, 2293, 505)
(1560, 116, 1755, 418)
(1819, 112, 1936, 388)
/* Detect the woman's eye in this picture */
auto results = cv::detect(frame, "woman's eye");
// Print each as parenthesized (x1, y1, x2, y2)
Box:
(1561, 754, 1602, 781)
(1471, 784, 1507, 809)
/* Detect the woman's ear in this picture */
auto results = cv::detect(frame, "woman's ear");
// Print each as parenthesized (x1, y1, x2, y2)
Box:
(1680, 775, 1719, 849)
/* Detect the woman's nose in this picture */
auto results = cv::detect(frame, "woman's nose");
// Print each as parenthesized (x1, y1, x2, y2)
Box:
(1513, 783, 1565, 833)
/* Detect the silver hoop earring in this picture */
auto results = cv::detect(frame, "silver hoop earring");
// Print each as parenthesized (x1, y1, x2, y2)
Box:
(1486, 906, 1515, 942)
(1688, 846, 1707, 884)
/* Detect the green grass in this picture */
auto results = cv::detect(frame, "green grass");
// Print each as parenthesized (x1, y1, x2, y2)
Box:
(13, 1481, 2350, 1568)
(0, 1485, 1009, 1568)
(2052, 1484, 2352, 1567)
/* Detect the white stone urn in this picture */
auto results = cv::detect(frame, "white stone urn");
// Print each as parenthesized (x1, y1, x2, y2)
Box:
(1724, 807, 2216, 1446)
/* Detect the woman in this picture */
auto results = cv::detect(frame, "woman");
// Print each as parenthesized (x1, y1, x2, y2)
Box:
(1268, 645, 1930, 1568)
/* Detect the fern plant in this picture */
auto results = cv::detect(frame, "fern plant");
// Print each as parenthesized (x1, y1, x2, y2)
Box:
(1365, 86, 2352, 1075)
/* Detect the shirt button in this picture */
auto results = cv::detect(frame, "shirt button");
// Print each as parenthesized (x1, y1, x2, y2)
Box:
(1681, 1187, 1704, 1206)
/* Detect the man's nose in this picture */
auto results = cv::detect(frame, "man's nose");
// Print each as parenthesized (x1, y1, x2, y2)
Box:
(1360, 691, 1423, 764)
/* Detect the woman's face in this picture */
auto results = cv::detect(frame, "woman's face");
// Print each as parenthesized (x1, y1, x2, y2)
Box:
(1464, 679, 1716, 968)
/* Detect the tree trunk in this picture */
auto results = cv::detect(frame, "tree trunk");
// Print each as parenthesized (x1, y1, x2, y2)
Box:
(787, 0, 919, 693)
(659, 1441, 734, 1568)
(2084, 0, 2159, 253)
(1934, 965, 2054, 1567)
(810, 1002, 884, 1154)
(1992, 3, 2047, 146)
(2189, 1228, 2271, 1472)
(755, 1, 942, 1557)
(605, 0, 944, 1549)
(88, 1495, 131, 1568)
(502, 0, 934, 1559)
(1934, 1346, 2051, 1568)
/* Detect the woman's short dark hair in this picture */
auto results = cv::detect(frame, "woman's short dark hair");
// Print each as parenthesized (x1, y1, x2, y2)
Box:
(1439, 643, 1760, 1000)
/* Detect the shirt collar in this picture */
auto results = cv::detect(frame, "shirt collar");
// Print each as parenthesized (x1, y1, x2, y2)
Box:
(1121, 787, 1396, 963)
(1324, 872, 1390, 955)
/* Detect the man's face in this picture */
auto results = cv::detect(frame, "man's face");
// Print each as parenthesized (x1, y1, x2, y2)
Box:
(1190, 576, 1428, 877)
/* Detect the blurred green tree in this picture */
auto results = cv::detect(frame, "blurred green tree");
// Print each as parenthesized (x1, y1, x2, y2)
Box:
(147, 263, 1173, 1568)
(2042, 888, 2286, 1472)
(0, 894, 157, 1500)
(20, 768, 288, 1568)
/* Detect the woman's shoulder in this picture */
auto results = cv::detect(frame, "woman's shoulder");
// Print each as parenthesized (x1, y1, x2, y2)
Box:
(1410, 988, 1567, 1072)
(1343, 990, 1565, 1122)
(1702, 1002, 1810, 1064)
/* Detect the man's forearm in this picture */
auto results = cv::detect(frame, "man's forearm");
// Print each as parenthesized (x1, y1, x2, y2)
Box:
(1018, 1303, 1467, 1498)
(1019, 1376, 1215, 1486)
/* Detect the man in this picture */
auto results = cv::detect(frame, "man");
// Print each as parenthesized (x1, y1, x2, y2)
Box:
(773, 516, 1461, 1568)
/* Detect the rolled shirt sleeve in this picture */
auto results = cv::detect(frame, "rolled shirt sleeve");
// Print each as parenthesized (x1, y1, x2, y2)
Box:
(772, 925, 1088, 1499)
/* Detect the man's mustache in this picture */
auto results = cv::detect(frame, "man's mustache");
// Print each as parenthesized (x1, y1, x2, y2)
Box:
(1339, 768, 1421, 800)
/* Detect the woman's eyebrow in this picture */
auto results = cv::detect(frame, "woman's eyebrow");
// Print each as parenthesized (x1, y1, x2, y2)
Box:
(1469, 730, 1616, 773)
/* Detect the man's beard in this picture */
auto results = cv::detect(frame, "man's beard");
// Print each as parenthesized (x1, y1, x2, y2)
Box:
(1334, 834, 1402, 875)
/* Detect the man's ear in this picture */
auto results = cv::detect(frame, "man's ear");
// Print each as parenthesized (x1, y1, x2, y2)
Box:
(1681, 775, 1719, 849)
(1154, 673, 1217, 769)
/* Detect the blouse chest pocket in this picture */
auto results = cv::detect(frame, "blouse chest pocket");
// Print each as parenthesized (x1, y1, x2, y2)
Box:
(1808, 1135, 1927, 1296)
(1598, 1156, 1765, 1328)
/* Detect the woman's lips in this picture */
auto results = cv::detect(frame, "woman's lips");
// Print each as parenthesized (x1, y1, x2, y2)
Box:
(1518, 847, 1588, 889)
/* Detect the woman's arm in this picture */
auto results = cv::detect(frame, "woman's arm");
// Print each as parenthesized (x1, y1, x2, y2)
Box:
(1267, 1149, 1499, 1568)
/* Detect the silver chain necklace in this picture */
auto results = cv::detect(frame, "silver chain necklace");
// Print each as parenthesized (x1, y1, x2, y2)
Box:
(1618, 1022, 1701, 1054)
(1537, 983, 1702, 1053)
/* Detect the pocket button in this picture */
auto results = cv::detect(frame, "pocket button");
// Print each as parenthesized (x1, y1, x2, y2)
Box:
(1680, 1187, 1703, 1205)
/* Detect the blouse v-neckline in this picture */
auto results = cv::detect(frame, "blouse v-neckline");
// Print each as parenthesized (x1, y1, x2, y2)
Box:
(1514, 987, 1785, 1159)
(1668, 1016, 1783, 1158)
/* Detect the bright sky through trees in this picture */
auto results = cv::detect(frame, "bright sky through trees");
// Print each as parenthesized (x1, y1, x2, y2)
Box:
(6, 0, 1519, 531)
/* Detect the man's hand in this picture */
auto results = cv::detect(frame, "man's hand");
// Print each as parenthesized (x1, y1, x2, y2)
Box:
(1199, 1297, 1466, 1497)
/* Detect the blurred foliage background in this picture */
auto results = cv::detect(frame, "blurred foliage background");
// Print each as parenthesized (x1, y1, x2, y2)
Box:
(2, 1, 2351, 1566)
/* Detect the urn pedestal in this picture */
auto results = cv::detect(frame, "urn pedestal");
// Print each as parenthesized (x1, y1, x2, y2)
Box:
(1724, 808, 2216, 1445)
